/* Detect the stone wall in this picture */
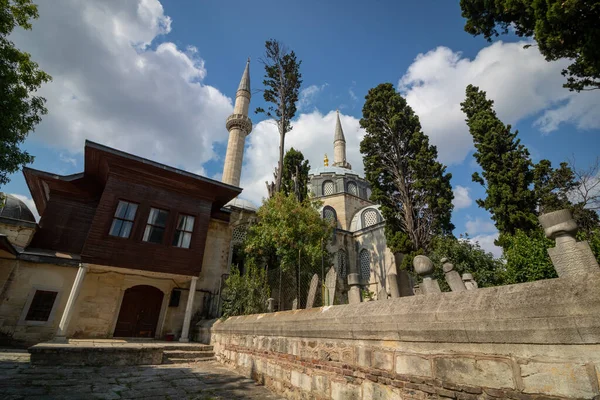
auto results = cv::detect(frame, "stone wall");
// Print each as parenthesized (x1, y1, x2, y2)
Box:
(0, 260, 205, 345)
(204, 273, 600, 399)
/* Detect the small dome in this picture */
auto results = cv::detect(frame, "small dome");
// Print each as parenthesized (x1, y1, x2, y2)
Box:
(0, 193, 36, 223)
(308, 166, 362, 177)
(225, 197, 258, 212)
(349, 205, 383, 232)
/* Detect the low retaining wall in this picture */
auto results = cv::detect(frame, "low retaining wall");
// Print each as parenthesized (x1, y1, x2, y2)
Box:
(202, 273, 600, 399)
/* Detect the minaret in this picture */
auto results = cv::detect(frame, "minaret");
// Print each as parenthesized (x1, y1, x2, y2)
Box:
(332, 110, 351, 169)
(222, 59, 253, 187)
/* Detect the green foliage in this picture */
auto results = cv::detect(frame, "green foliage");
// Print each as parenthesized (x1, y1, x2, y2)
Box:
(0, 0, 51, 186)
(280, 147, 310, 202)
(460, 0, 600, 91)
(244, 192, 332, 273)
(533, 160, 577, 214)
(461, 85, 538, 245)
(429, 235, 505, 290)
(360, 83, 454, 255)
(502, 229, 557, 284)
(255, 39, 302, 193)
(221, 261, 270, 318)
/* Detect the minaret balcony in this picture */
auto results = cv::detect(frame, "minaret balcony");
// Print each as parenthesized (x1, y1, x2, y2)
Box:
(226, 114, 253, 133)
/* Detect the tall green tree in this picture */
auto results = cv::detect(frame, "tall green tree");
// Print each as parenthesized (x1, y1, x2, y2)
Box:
(1, 0, 51, 186)
(280, 147, 310, 202)
(221, 261, 270, 318)
(460, 0, 600, 91)
(255, 39, 302, 197)
(461, 85, 539, 245)
(360, 83, 454, 255)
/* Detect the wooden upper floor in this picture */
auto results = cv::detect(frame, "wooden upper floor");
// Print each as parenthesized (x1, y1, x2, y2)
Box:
(23, 141, 241, 276)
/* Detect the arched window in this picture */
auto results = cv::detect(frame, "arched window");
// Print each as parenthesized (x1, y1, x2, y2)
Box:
(362, 209, 379, 228)
(336, 249, 347, 279)
(359, 249, 371, 282)
(322, 180, 334, 196)
(232, 226, 247, 245)
(323, 206, 337, 226)
(347, 181, 358, 196)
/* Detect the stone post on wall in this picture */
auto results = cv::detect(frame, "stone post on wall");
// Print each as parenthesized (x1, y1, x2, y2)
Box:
(413, 255, 441, 294)
(347, 273, 362, 304)
(442, 258, 467, 292)
(538, 209, 599, 277)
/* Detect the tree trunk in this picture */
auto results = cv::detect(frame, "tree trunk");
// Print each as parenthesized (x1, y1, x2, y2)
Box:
(275, 130, 285, 192)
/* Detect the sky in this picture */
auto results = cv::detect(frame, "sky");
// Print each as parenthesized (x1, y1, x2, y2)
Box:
(4, 0, 600, 258)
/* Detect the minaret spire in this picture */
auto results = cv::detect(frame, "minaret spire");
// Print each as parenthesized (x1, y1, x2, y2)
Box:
(222, 59, 253, 187)
(332, 110, 351, 169)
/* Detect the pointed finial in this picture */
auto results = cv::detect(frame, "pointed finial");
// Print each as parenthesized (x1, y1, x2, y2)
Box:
(334, 110, 345, 143)
(247, 56, 250, 63)
(237, 58, 251, 93)
(324, 154, 329, 167)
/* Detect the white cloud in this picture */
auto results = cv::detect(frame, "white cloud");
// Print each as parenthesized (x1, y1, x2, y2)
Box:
(467, 233, 502, 258)
(452, 185, 472, 209)
(349, 88, 357, 101)
(298, 84, 328, 111)
(240, 110, 365, 204)
(59, 153, 77, 167)
(465, 217, 496, 235)
(10, 0, 232, 172)
(10, 194, 40, 222)
(399, 41, 600, 164)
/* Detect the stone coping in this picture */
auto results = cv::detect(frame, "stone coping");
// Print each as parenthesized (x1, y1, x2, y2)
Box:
(30, 339, 211, 350)
(213, 273, 600, 345)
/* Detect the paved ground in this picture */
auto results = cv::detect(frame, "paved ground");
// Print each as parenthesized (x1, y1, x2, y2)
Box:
(0, 350, 284, 400)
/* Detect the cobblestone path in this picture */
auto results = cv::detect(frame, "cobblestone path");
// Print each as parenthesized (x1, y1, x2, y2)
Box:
(0, 350, 284, 400)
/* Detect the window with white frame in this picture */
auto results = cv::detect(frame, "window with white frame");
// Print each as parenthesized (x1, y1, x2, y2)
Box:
(143, 208, 169, 244)
(359, 249, 371, 282)
(172, 214, 195, 248)
(25, 290, 58, 322)
(109, 200, 138, 238)
(323, 180, 334, 196)
(362, 209, 379, 228)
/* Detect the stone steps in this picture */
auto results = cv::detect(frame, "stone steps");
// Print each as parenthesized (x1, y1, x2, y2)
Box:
(161, 348, 215, 364)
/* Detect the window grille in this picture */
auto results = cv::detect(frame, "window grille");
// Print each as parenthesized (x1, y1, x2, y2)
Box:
(336, 249, 347, 279)
(323, 206, 337, 226)
(109, 200, 138, 238)
(359, 249, 371, 282)
(347, 181, 358, 196)
(363, 209, 379, 228)
(143, 208, 169, 244)
(323, 180, 334, 196)
(173, 214, 195, 248)
(25, 290, 58, 322)
(232, 226, 247, 244)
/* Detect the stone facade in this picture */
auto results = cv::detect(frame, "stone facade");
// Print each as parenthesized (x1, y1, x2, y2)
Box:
(202, 272, 600, 399)
(0, 217, 233, 346)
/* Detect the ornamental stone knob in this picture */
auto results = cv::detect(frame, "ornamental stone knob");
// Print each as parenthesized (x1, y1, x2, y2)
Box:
(538, 209, 578, 242)
(413, 255, 434, 276)
(441, 257, 454, 273)
(462, 273, 474, 281)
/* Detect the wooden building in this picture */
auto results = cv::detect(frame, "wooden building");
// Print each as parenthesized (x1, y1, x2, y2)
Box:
(0, 141, 240, 345)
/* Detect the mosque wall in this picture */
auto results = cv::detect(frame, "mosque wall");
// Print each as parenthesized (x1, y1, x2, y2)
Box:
(0, 221, 36, 249)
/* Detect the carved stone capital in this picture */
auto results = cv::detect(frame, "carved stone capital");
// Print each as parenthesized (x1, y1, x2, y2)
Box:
(226, 114, 252, 134)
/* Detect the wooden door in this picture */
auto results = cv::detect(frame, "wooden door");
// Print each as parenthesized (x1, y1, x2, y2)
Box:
(114, 285, 164, 338)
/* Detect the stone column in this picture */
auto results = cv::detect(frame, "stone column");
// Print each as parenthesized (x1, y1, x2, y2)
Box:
(413, 255, 441, 294)
(55, 263, 88, 341)
(538, 209, 599, 277)
(179, 277, 198, 343)
(442, 258, 467, 292)
(462, 273, 478, 290)
(267, 298, 275, 312)
(347, 273, 362, 304)
(386, 273, 400, 298)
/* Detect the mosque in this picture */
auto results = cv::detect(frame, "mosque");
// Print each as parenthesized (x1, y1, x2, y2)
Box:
(0, 60, 396, 346)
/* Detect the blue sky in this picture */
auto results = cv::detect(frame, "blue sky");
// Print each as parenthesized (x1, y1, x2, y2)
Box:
(4, 0, 600, 257)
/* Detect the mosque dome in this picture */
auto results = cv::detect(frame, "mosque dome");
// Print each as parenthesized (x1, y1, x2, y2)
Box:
(308, 166, 362, 177)
(0, 193, 36, 223)
(349, 205, 383, 232)
(225, 197, 258, 212)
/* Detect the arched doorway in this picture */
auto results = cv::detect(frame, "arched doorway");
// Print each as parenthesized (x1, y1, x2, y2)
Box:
(114, 285, 164, 338)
